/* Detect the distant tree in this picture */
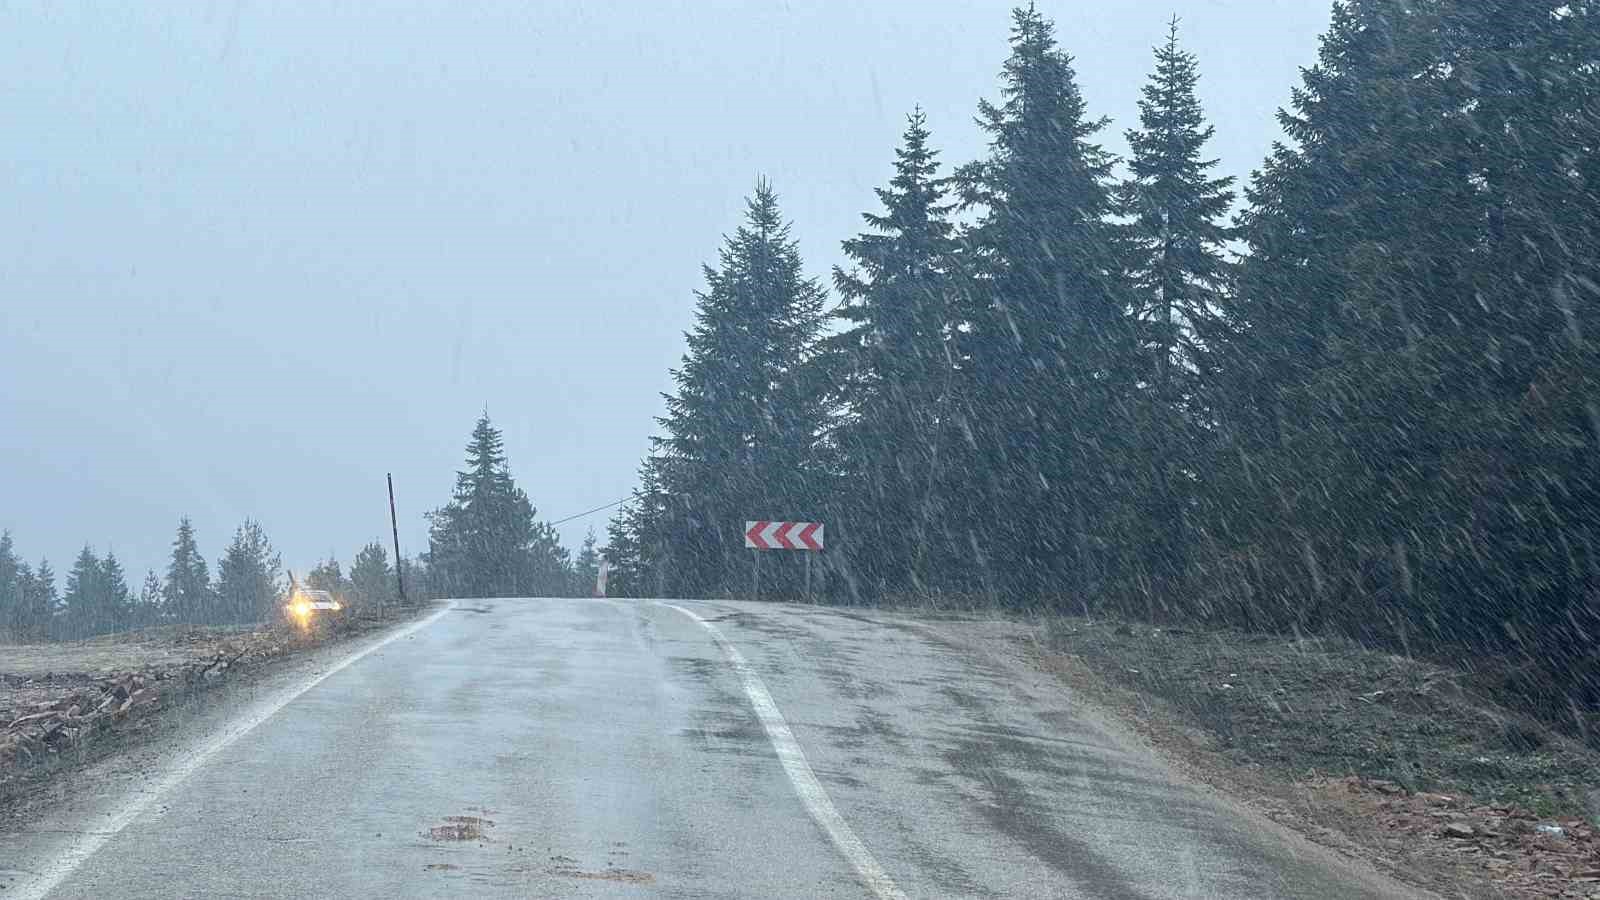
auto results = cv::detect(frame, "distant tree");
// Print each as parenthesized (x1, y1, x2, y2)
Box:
(425, 415, 571, 598)
(100, 550, 132, 633)
(827, 109, 961, 596)
(164, 518, 213, 624)
(604, 458, 669, 598)
(572, 528, 601, 597)
(528, 520, 572, 597)
(653, 181, 829, 597)
(61, 545, 104, 640)
(13, 559, 56, 642)
(348, 542, 393, 613)
(398, 555, 429, 603)
(0, 532, 19, 638)
(215, 520, 282, 624)
(306, 556, 348, 596)
(134, 570, 164, 628)
(953, 5, 1134, 603)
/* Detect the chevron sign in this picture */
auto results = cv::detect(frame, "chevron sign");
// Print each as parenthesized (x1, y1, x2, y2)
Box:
(744, 521, 824, 551)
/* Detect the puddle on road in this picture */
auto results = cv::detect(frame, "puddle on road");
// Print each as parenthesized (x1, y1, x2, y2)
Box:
(552, 865, 655, 884)
(424, 814, 495, 842)
(419, 843, 654, 887)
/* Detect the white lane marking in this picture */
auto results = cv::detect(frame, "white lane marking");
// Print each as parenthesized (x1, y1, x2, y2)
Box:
(659, 602, 907, 900)
(11, 601, 457, 900)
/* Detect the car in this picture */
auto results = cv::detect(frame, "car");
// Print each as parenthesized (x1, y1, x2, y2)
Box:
(285, 587, 345, 628)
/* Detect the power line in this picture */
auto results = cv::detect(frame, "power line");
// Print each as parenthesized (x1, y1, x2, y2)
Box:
(548, 497, 630, 527)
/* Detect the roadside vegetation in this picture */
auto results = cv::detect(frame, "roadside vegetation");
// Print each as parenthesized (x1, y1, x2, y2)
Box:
(1033, 617, 1600, 898)
(602, 1, 1600, 751)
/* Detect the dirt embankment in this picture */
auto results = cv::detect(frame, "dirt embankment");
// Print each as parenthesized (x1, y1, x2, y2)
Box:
(0, 613, 416, 819)
(1028, 618, 1600, 899)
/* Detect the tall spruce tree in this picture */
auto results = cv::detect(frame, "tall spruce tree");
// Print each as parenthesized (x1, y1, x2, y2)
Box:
(425, 415, 569, 598)
(164, 518, 213, 624)
(1121, 19, 1236, 586)
(654, 181, 829, 597)
(1124, 18, 1236, 400)
(829, 109, 961, 596)
(215, 520, 281, 623)
(954, 5, 1134, 603)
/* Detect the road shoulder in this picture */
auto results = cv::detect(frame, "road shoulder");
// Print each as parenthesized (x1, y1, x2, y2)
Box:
(0, 608, 437, 841)
(918, 613, 1599, 900)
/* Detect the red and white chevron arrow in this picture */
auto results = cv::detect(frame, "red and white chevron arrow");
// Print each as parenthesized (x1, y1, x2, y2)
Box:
(744, 521, 824, 551)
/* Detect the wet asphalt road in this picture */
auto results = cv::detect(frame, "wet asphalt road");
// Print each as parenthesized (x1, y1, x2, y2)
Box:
(3, 598, 1412, 899)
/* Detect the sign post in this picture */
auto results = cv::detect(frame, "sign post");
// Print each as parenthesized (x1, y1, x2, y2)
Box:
(743, 521, 825, 602)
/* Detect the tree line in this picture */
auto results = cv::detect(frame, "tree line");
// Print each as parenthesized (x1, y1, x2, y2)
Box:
(605, 2, 1600, 727)
(0, 413, 602, 643)
(0, 518, 294, 640)
(0, 516, 432, 641)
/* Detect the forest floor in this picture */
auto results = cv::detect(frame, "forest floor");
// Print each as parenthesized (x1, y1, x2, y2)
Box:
(1017, 616, 1600, 899)
(0, 611, 420, 824)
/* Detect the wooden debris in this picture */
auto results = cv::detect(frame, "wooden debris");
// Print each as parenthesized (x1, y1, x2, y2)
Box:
(1, 625, 304, 770)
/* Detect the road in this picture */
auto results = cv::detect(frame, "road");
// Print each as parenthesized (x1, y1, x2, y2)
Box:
(2, 598, 1417, 899)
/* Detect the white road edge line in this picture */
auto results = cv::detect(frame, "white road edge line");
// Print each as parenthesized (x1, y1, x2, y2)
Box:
(11, 601, 458, 900)
(659, 602, 908, 900)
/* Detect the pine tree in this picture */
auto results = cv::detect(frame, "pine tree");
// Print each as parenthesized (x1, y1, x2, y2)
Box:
(953, 5, 1134, 604)
(425, 415, 570, 598)
(829, 109, 961, 596)
(604, 459, 667, 598)
(1125, 18, 1236, 402)
(135, 570, 164, 628)
(100, 550, 132, 634)
(62, 545, 104, 640)
(14, 559, 56, 642)
(654, 180, 829, 597)
(307, 556, 347, 595)
(349, 542, 393, 613)
(0, 532, 19, 639)
(1210, 0, 1600, 682)
(528, 520, 572, 597)
(164, 518, 213, 624)
(1120, 18, 1237, 586)
(215, 520, 282, 623)
(398, 556, 428, 603)
(572, 528, 601, 597)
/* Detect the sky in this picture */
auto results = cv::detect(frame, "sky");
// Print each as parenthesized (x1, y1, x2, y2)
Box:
(0, 0, 1334, 580)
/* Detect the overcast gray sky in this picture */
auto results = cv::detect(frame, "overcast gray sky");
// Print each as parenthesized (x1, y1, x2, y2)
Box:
(1, 0, 1332, 579)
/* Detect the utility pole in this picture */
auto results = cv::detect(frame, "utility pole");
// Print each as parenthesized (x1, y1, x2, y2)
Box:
(388, 473, 406, 617)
